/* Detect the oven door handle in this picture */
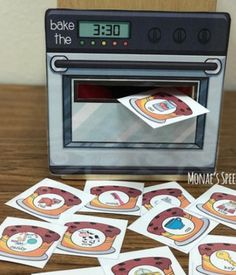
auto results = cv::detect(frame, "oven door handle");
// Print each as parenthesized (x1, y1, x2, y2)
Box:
(53, 59, 220, 72)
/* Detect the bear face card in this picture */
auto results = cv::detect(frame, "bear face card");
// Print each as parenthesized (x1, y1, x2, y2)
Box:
(187, 184, 236, 230)
(0, 217, 66, 268)
(118, 87, 209, 129)
(129, 201, 218, 254)
(99, 246, 186, 275)
(6, 178, 94, 222)
(142, 181, 195, 215)
(33, 267, 104, 275)
(189, 235, 236, 275)
(55, 214, 128, 259)
(80, 180, 144, 216)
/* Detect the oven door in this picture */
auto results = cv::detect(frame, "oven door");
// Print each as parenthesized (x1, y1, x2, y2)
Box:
(47, 53, 225, 176)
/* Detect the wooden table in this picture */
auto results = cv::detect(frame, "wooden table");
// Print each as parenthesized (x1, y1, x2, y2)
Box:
(0, 84, 235, 274)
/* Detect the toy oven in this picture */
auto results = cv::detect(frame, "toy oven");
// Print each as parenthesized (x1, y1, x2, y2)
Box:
(45, 9, 230, 179)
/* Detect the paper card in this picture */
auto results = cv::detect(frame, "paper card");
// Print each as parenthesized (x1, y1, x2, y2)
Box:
(187, 184, 236, 231)
(128, 201, 218, 254)
(32, 267, 104, 275)
(55, 213, 128, 259)
(99, 246, 186, 275)
(79, 180, 144, 216)
(0, 217, 66, 269)
(6, 178, 94, 223)
(142, 181, 195, 215)
(118, 87, 209, 129)
(189, 235, 236, 275)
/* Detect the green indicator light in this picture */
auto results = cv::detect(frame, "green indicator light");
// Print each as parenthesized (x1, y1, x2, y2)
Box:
(91, 40, 96, 46)
(80, 40, 85, 46)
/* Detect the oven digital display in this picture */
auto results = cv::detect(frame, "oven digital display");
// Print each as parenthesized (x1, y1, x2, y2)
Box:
(78, 21, 130, 38)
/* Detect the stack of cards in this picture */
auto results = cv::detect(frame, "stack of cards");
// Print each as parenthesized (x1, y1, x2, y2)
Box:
(1, 178, 236, 274)
(1, 179, 135, 269)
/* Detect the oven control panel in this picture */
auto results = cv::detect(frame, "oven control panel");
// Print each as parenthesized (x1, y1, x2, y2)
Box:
(45, 9, 230, 55)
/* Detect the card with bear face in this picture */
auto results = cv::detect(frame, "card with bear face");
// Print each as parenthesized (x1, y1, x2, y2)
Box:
(118, 87, 209, 129)
(6, 178, 94, 223)
(189, 235, 236, 275)
(99, 246, 186, 275)
(33, 267, 105, 275)
(80, 180, 144, 216)
(142, 181, 195, 215)
(187, 184, 236, 231)
(0, 217, 66, 268)
(55, 214, 128, 259)
(129, 201, 218, 254)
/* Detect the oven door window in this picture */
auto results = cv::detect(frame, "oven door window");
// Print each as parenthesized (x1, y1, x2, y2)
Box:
(63, 77, 208, 149)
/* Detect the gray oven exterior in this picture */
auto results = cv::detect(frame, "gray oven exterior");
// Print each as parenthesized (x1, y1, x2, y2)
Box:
(47, 52, 226, 175)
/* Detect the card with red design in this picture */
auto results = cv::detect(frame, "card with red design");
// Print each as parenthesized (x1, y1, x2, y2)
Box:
(80, 180, 144, 216)
(6, 178, 94, 222)
(187, 184, 236, 230)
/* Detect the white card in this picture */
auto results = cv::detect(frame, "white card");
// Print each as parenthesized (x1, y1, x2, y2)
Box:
(6, 178, 94, 223)
(99, 246, 186, 275)
(79, 180, 144, 216)
(32, 267, 104, 275)
(187, 184, 236, 230)
(118, 87, 209, 129)
(189, 235, 236, 275)
(128, 201, 218, 254)
(55, 213, 128, 259)
(0, 217, 66, 269)
(142, 181, 195, 215)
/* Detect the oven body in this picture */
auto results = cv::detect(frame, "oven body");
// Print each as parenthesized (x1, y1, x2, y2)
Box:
(45, 9, 230, 178)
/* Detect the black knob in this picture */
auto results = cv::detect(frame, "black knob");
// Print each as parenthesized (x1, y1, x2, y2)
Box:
(198, 29, 211, 44)
(148, 28, 161, 43)
(173, 28, 186, 43)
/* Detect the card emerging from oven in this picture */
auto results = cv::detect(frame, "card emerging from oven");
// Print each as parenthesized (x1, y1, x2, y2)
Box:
(80, 180, 144, 216)
(189, 235, 236, 275)
(118, 87, 209, 128)
(6, 178, 94, 223)
(33, 267, 105, 275)
(142, 181, 195, 215)
(55, 213, 128, 259)
(187, 184, 236, 231)
(129, 201, 218, 254)
(99, 246, 186, 275)
(0, 217, 66, 268)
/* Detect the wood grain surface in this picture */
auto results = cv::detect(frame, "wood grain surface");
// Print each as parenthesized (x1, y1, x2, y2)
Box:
(0, 84, 235, 274)
(58, 0, 217, 12)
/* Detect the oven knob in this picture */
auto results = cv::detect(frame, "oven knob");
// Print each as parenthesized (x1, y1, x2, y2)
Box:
(173, 28, 186, 43)
(198, 28, 211, 44)
(148, 28, 161, 43)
